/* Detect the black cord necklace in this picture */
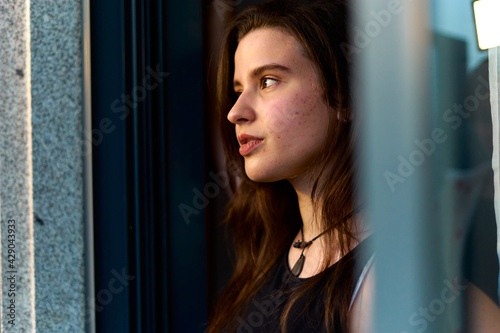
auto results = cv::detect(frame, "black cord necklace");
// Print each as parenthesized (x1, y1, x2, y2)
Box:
(290, 211, 356, 277)
(290, 226, 332, 277)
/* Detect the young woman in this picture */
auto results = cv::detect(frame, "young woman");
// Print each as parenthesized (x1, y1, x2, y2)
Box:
(207, 1, 373, 332)
(205, 1, 500, 332)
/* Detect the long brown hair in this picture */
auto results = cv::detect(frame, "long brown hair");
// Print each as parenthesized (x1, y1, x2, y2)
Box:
(208, 0, 358, 332)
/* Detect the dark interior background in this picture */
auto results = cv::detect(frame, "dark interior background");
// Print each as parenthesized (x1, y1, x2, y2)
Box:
(90, 0, 267, 332)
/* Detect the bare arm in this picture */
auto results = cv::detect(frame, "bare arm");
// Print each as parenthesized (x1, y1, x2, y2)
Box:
(348, 268, 500, 333)
(465, 282, 500, 332)
(348, 264, 375, 333)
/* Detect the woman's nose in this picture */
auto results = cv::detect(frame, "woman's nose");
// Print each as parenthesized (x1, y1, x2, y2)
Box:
(227, 93, 256, 124)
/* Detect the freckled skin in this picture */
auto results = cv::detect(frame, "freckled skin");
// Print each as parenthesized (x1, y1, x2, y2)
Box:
(227, 28, 332, 185)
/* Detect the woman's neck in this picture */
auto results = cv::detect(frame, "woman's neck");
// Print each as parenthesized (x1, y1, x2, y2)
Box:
(288, 177, 370, 277)
(291, 178, 324, 241)
(291, 177, 370, 243)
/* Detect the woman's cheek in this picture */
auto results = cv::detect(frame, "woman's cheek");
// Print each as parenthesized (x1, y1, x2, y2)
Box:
(266, 101, 303, 135)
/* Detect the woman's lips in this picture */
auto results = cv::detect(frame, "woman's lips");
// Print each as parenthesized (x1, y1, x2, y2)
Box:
(238, 134, 264, 156)
(239, 139, 263, 156)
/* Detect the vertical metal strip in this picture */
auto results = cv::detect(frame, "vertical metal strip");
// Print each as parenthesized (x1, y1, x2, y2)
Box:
(157, 0, 170, 329)
(488, 47, 500, 302)
(129, 0, 142, 330)
(81, 0, 95, 332)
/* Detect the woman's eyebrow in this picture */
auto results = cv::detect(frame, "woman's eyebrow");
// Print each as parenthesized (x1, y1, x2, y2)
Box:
(233, 63, 292, 89)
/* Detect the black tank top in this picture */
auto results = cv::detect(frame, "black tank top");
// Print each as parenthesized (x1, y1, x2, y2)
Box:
(235, 237, 373, 333)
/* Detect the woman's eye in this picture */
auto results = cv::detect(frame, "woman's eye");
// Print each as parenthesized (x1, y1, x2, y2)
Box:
(262, 78, 277, 89)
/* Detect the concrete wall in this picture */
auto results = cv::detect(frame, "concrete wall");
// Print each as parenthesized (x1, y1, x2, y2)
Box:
(0, 0, 87, 331)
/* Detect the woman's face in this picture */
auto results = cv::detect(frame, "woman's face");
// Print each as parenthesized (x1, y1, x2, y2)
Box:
(228, 27, 331, 186)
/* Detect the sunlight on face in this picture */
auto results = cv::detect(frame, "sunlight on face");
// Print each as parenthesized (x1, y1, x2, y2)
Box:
(228, 27, 332, 187)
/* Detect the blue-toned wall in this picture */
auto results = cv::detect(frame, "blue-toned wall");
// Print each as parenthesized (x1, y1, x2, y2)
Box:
(0, 0, 87, 331)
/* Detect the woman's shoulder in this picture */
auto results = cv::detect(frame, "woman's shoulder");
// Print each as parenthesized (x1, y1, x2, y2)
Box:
(348, 259, 375, 333)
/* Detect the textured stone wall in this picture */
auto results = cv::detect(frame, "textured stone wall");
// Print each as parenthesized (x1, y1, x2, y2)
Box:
(0, 0, 86, 331)
(0, 0, 36, 330)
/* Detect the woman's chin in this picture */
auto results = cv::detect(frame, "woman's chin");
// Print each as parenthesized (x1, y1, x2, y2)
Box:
(244, 167, 282, 184)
